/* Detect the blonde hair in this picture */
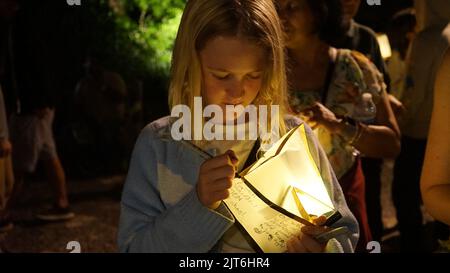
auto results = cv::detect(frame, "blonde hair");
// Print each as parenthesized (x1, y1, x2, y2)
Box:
(168, 0, 288, 139)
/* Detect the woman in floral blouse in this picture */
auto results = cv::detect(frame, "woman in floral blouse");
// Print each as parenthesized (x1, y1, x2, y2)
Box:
(277, 0, 401, 252)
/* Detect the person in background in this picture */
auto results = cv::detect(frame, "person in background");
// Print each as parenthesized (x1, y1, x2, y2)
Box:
(0, 85, 14, 234)
(335, 0, 389, 84)
(0, 0, 17, 238)
(74, 55, 128, 175)
(277, 0, 401, 252)
(420, 43, 450, 227)
(393, 0, 450, 252)
(386, 9, 416, 104)
(0, 0, 74, 227)
(333, 0, 397, 244)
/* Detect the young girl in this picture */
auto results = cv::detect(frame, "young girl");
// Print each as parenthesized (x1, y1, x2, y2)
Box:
(118, 0, 358, 253)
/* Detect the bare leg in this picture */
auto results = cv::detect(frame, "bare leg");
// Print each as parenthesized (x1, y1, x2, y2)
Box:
(0, 156, 14, 219)
(1, 171, 24, 220)
(42, 156, 69, 209)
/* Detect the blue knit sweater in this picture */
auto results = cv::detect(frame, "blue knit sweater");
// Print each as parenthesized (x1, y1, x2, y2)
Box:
(118, 116, 359, 253)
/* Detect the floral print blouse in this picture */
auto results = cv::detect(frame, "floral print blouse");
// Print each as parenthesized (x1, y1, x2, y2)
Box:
(289, 49, 385, 179)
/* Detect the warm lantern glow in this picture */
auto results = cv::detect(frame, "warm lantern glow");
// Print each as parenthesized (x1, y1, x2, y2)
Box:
(224, 125, 341, 252)
(377, 33, 392, 59)
(242, 125, 336, 220)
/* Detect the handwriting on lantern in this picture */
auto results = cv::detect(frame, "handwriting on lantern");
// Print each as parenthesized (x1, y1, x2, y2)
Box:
(226, 178, 303, 251)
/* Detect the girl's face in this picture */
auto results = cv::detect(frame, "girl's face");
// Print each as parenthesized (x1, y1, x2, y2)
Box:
(277, 0, 315, 48)
(200, 36, 265, 118)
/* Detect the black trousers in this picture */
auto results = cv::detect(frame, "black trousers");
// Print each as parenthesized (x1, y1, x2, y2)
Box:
(363, 157, 383, 242)
(392, 136, 427, 252)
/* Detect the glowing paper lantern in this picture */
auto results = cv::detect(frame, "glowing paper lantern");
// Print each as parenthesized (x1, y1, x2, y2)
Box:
(223, 125, 341, 252)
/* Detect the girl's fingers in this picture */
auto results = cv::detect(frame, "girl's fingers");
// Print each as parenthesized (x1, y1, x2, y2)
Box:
(205, 164, 236, 181)
(286, 239, 296, 253)
(287, 237, 307, 253)
(286, 241, 293, 253)
(301, 225, 329, 236)
(299, 233, 326, 253)
(210, 178, 233, 191)
(201, 189, 230, 206)
(211, 189, 230, 202)
(312, 215, 328, 226)
(202, 153, 234, 171)
(225, 150, 239, 165)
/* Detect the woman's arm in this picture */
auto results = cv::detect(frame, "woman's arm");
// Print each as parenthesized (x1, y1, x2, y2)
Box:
(420, 49, 450, 226)
(350, 88, 401, 158)
(304, 90, 401, 159)
(339, 51, 401, 158)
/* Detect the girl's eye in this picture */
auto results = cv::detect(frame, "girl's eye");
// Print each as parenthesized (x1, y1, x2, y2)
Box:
(247, 73, 262, 80)
(213, 73, 230, 80)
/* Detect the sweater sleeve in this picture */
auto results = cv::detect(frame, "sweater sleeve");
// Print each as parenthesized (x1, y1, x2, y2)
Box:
(303, 122, 360, 253)
(118, 125, 234, 253)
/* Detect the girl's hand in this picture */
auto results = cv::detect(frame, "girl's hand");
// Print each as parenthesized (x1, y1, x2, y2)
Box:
(301, 102, 341, 133)
(287, 216, 330, 253)
(196, 150, 238, 210)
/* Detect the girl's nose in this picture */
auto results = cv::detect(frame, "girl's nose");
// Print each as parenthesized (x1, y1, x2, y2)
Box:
(226, 80, 245, 100)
